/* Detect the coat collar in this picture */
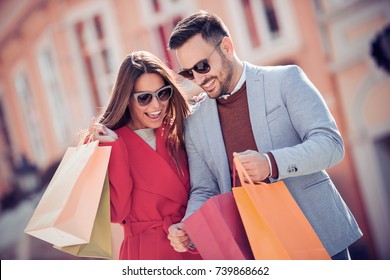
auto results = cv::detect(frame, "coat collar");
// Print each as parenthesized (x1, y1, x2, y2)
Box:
(119, 126, 189, 205)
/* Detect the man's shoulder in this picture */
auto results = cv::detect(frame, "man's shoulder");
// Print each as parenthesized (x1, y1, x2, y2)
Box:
(185, 93, 213, 126)
(244, 62, 301, 75)
(188, 92, 208, 114)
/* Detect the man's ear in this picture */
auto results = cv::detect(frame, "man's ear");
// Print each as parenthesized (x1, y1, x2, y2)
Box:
(220, 36, 234, 58)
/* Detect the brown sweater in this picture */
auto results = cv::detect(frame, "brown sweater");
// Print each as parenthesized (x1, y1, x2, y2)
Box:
(217, 82, 278, 185)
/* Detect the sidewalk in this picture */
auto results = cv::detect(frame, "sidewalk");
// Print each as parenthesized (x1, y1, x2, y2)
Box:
(0, 192, 122, 260)
(0, 194, 78, 260)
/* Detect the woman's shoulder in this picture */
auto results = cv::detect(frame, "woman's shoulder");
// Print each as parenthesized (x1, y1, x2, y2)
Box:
(113, 125, 136, 139)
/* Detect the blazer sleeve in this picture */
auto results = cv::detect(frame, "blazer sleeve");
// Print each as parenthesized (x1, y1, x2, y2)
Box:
(270, 66, 344, 179)
(100, 137, 133, 223)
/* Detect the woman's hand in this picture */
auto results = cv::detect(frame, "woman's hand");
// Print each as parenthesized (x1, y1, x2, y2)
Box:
(168, 222, 192, 252)
(88, 118, 118, 143)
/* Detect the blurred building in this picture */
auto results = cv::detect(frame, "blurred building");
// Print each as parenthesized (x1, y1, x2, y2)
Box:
(0, 0, 389, 259)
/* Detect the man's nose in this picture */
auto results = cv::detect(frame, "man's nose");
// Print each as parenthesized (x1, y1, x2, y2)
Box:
(192, 71, 206, 86)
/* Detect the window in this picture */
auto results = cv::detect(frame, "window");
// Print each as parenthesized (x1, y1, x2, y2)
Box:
(74, 14, 114, 111)
(37, 46, 69, 145)
(263, 0, 280, 35)
(154, 19, 181, 68)
(242, 0, 261, 48)
(241, 0, 281, 48)
(236, 0, 300, 61)
(0, 94, 11, 149)
(141, 0, 193, 70)
(14, 73, 45, 164)
(0, 93, 13, 192)
(373, 134, 390, 221)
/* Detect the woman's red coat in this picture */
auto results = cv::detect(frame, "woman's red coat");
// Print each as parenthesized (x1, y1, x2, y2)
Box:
(101, 126, 200, 260)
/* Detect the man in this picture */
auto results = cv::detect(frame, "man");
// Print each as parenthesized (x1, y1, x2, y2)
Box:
(167, 11, 362, 260)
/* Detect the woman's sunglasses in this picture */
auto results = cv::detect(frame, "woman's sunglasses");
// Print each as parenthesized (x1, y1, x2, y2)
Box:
(178, 39, 222, 80)
(133, 85, 173, 106)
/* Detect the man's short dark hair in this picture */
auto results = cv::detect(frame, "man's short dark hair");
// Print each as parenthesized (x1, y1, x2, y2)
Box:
(168, 10, 230, 50)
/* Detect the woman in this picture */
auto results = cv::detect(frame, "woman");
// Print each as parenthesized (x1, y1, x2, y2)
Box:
(89, 51, 200, 260)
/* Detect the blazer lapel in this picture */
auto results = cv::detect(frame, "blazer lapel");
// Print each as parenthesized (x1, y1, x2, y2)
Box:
(186, 96, 231, 190)
(197, 98, 231, 186)
(202, 99, 229, 162)
(245, 63, 273, 154)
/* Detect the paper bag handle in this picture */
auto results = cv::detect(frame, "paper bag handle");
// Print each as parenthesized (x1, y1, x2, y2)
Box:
(233, 156, 268, 189)
(77, 129, 96, 148)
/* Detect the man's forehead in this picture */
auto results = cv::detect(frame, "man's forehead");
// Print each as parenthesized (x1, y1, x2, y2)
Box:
(176, 36, 212, 68)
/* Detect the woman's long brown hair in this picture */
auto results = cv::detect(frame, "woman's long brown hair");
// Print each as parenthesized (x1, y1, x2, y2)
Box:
(99, 51, 189, 172)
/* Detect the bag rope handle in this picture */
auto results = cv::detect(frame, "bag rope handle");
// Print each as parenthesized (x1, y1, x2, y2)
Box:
(233, 156, 268, 188)
(76, 128, 96, 148)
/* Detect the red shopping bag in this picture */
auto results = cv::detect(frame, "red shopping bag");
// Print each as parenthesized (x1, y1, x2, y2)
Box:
(183, 192, 254, 260)
(232, 157, 330, 260)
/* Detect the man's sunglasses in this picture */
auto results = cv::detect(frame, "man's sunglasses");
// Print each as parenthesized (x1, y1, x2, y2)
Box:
(178, 39, 223, 80)
(133, 85, 173, 106)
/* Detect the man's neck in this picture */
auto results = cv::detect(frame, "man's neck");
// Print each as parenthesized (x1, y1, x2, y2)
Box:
(220, 59, 245, 99)
(228, 59, 244, 93)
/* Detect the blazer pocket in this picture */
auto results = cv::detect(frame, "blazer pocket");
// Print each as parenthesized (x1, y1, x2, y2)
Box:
(266, 105, 282, 123)
(302, 177, 330, 190)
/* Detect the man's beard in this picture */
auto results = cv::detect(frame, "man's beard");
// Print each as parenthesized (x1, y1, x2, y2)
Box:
(200, 52, 234, 99)
(217, 55, 234, 98)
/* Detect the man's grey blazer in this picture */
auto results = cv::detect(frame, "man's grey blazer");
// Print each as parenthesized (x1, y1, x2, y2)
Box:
(183, 62, 362, 257)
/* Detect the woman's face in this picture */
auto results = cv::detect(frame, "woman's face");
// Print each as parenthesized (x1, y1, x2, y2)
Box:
(128, 73, 171, 130)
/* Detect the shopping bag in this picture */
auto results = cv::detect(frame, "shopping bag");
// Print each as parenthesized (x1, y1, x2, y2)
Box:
(24, 140, 111, 247)
(183, 192, 254, 260)
(53, 174, 112, 258)
(232, 157, 330, 260)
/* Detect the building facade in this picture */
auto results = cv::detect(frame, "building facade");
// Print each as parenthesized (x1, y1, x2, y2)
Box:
(0, 0, 388, 259)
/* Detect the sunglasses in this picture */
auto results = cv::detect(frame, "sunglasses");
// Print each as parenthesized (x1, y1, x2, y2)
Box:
(178, 39, 223, 80)
(133, 85, 173, 106)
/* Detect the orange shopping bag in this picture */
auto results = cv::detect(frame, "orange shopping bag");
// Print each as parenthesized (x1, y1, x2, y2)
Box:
(232, 157, 330, 260)
(24, 140, 111, 248)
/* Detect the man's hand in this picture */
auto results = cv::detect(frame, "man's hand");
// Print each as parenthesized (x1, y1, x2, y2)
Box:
(167, 222, 192, 252)
(233, 150, 270, 183)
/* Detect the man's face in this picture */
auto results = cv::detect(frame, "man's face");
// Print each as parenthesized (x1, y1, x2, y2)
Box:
(176, 34, 234, 99)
